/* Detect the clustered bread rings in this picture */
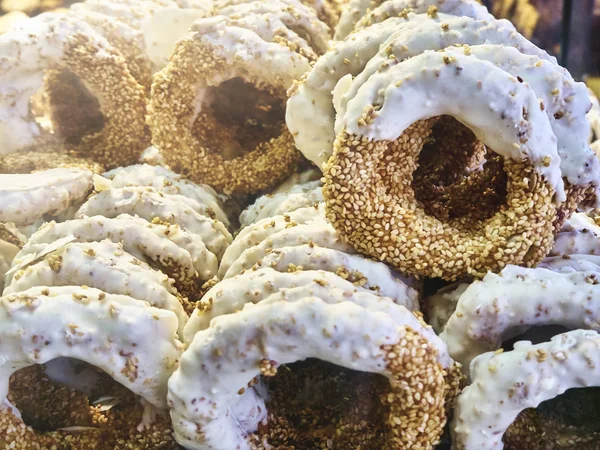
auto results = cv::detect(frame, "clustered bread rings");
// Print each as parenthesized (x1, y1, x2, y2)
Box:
(1, 0, 600, 449)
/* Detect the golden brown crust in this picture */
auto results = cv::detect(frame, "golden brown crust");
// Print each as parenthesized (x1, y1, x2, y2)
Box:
(323, 118, 557, 281)
(0, 150, 105, 174)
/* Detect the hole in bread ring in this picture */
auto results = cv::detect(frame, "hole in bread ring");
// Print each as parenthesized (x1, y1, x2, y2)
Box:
(149, 14, 314, 194)
(324, 50, 563, 281)
(0, 14, 149, 169)
(169, 298, 456, 450)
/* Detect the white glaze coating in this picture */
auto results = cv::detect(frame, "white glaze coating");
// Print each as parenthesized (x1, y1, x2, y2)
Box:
(539, 253, 600, 273)
(170, 297, 447, 450)
(355, 0, 496, 31)
(75, 187, 232, 259)
(258, 244, 418, 300)
(4, 240, 189, 336)
(103, 164, 227, 224)
(216, 0, 331, 54)
(239, 183, 324, 227)
(13, 215, 218, 285)
(335, 0, 494, 40)
(223, 222, 355, 279)
(0, 168, 93, 225)
(440, 44, 597, 193)
(287, 15, 556, 169)
(184, 267, 421, 342)
(187, 13, 312, 93)
(441, 264, 600, 374)
(341, 49, 564, 197)
(71, 0, 179, 29)
(219, 204, 326, 277)
(140, 7, 209, 71)
(452, 330, 600, 450)
(589, 89, 600, 142)
(551, 212, 600, 256)
(0, 285, 183, 409)
(0, 239, 19, 293)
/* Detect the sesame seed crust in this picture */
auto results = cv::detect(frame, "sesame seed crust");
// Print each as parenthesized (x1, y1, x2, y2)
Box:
(0, 14, 150, 169)
(148, 11, 317, 195)
(0, 150, 105, 174)
(169, 297, 454, 450)
(324, 123, 556, 280)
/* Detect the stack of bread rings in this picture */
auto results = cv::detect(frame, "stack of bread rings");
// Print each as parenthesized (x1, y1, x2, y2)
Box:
(1, 0, 600, 449)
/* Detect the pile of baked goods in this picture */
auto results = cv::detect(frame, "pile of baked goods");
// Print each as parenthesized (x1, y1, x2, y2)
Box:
(1, 0, 600, 449)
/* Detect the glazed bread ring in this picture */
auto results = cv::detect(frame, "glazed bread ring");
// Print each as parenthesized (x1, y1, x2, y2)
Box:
(335, 0, 494, 39)
(452, 330, 600, 450)
(148, 7, 326, 194)
(13, 215, 218, 298)
(184, 267, 421, 342)
(324, 49, 562, 280)
(287, 14, 556, 170)
(0, 13, 149, 169)
(3, 240, 189, 336)
(170, 297, 452, 450)
(0, 168, 93, 226)
(441, 264, 600, 375)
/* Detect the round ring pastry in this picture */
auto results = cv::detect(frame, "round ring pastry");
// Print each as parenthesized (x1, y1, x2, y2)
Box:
(452, 329, 600, 450)
(0, 168, 93, 226)
(75, 187, 232, 259)
(219, 204, 326, 276)
(287, 14, 556, 169)
(0, 285, 183, 448)
(4, 240, 189, 336)
(353, 0, 496, 32)
(103, 164, 228, 225)
(70, 0, 179, 30)
(148, 10, 319, 194)
(324, 49, 562, 280)
(440, 264, 600, 374)
(170, 297, 452, 450)
(335, 0, 494, 39)
(550, 212, 600, 257)
(239, 181, 324, 227)
(0, 13, 149, 169)
(13, 215, 218, 298)
(184, 267, 421, 342)
(222, 221, 356, 279)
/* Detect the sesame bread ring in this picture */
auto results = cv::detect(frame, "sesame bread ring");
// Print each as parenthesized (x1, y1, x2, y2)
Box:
(335, 0, 494, 39)
(324, 50, 562, 280)
(452, 330, 600, 450)
(4, 240, 189, 336)
(287, 15, 555, 169)
(0, 14, 149, 169)
(223, 222, 356, 279)
(103, 164, 228, 225)
(70, 0, 179, 30)
(441, 264, 600, 375)
(0, 168, 93, 226)
(219, 204, 326, 277)
(258, 244, 418, 300)
(148, 13, 315, 195)
(0, 285, 182, 409)
(539, 253, 600, 273)
(353, 0, 495, 32)
(13, 215, 218, 298)
(185, 267, 422, 341)
(75, 187, 232, 259)
(170, 297, 450, 450)
(239, 182, 324, 227)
